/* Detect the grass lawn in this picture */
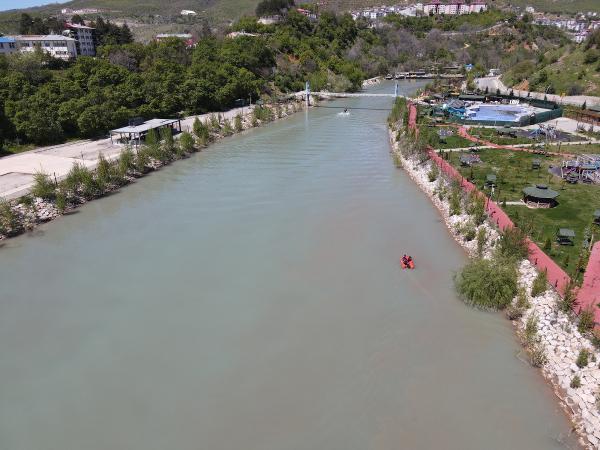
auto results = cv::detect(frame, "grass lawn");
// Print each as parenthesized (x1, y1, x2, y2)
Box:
(438, 134, 476, 149)
(548, 143, 600, 155)
(469, 127, 535, 146)
(448, 148, 600, 278)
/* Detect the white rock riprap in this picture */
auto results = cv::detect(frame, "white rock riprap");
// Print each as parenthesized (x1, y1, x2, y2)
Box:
(389, 125, 600, 449)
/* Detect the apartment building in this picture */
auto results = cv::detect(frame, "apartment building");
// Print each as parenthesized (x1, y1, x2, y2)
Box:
(12, 35, 78, 60)
(64, 23, 96, 56)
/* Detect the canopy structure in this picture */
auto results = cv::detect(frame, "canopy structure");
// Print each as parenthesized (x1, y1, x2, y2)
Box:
(110, 118, 182, 146)
(556, 228, 575, 245)
(522, 184, 559, 208)
(594, 209, 600, 225)
(485, 173, 497, 186)
(531, 158, 541, 169)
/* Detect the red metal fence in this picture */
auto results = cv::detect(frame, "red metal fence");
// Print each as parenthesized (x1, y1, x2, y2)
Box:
(406, 102, 573, 298)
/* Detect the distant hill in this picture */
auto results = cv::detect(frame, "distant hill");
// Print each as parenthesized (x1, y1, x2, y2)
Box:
(499, 0, 600, 14)
(0, 0, 261, 35)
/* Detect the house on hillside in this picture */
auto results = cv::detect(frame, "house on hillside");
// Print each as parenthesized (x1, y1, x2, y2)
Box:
(155, 33, 196, 47)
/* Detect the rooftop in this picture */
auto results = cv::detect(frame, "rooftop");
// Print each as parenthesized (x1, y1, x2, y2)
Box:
(0, 37, 15, 43)
(557, 228, 576, 238)
(522, 184, 559, 200)
(12, 34, 76, 41)
(111, 118, 179, 135)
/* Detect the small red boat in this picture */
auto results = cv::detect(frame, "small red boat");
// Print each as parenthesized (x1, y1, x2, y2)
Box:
(401, 258, 415, 269)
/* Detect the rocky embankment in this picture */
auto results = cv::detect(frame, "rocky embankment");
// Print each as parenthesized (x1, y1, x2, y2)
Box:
(0, 100, 306, 241)
(389, 126, 600, 449)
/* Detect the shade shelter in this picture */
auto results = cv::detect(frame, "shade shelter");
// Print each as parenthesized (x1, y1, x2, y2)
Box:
(485, 174, 497, 187)
(459, 154, 480, 167)
(531, 158, 541, 170)
(522, 184, 559, 208)
(110, 118, 182, 147)
(594, 210, 600, 226)
(556, 228, 575, 246)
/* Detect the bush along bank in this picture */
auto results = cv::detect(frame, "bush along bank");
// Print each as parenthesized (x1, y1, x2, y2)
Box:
(388, 98, 600, 449)
(0, 99, 306, 242)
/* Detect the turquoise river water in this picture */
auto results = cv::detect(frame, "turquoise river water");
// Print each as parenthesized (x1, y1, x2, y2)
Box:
(0, 81, 579, 450)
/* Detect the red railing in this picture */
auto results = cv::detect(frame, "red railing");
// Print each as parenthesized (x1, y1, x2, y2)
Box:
(406, 102, 573, 298)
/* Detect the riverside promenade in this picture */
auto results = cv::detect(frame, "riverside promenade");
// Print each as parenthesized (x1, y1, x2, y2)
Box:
(0, 105, 254, 200)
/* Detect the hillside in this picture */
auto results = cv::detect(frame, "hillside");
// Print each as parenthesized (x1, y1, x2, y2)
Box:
(0, 0, 260, 35)
(499, 0, 600, 14)
(502, 30, 600, 97)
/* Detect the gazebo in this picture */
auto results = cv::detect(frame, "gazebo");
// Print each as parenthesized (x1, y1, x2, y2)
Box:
(522, 184, 559, 208)
(556, 228, 575, 246)
(485, 174, 497, 187)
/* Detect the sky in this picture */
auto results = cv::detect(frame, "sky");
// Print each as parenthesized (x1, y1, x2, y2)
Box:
(0, 0, 68, 12)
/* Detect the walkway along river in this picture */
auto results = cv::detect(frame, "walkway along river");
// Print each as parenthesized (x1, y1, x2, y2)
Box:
(0, 81, 580, 450)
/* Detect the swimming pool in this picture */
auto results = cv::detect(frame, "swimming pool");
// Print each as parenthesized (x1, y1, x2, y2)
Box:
(464, 104, 534, 122)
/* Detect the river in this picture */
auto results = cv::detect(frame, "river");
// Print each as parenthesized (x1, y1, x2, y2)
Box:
(0, 81, 578, 450)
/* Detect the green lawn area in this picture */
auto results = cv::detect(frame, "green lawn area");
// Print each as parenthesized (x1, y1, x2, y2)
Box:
(438, 134, 475, 149)
(548, 143, 600, 155)
(468, 127, 535, 146)
(448, 148, 600, 278)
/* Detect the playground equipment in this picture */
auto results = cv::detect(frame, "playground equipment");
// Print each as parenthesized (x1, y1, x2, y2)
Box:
(528, 124, 558, 140)
(561, 154, 600, 184)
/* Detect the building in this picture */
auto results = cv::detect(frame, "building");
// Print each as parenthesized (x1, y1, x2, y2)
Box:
(226, 31, 259, 38)
(180, 9, 197, 16)
(64, 23, 96, 56)
(0, 36, 17, 55)
(258, 15, 282, 25)
(12, 35, 77, 60)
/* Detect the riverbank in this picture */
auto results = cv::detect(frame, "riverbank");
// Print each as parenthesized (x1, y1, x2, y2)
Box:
(389, 117, 600, 449)
(0, 98, 306, 241)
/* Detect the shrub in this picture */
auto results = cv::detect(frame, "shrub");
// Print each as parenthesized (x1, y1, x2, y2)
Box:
(31, 170, 56, 200)
(209, 114, 221, 131)
(135, 147, 150, 173)
(525, 313, 538, 345)
(462, 222, 476, 242)
(0, 199, 21, 236)
(576, 348, 590, 368)
(118, 146, 135, 177)
(543, 236, 552, 252)
(222, 118, 234, 136)
(55, 190, 67, 214)
(570, 375, 581, 389)
(449, 182, 462, 216)
(530, 343, 547, 368)
(193, 118, 210, 146)
(530, 269, 548, 297)
(427, 163, 439, 182)
(454, 257, 518, 310)
(495, 227, 529, 260)
(234, 114, 243, 132)
(179, 132, 195, 154)
(467, 194, 486, 226)
(95, 153, 114, 190)
(160, 127, 175, 156)
(578, 309, 595, 335)
(558, 280, 577, 313)
(506, 305, 523, 320)
(63, 162, 94, 197)
(476, 227, 487, 257)
(516, 287, 530, 310)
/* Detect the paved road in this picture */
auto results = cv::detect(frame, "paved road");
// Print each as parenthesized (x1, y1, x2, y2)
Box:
(0, 105, 255, 200)
(475, 76, 600, 109)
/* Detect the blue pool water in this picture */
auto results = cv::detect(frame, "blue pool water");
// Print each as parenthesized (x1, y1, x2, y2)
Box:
(465, 104, 532, 122)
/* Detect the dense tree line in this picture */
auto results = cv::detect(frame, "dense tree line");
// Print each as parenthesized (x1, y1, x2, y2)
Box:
(0, 10, 365, 148)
